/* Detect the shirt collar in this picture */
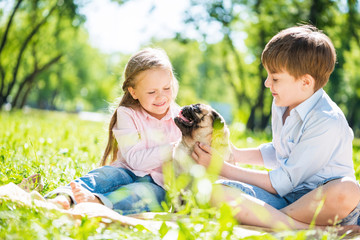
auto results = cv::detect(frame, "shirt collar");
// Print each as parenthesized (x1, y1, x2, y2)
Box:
(274, 105, 287, 120)
(293, 88, 324, 121)
(140, 102, 179, 121)
(273, 88, 324, 121)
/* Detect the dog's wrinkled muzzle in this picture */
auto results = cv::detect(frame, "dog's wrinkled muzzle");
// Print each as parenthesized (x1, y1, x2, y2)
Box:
(174, 104, 202, 135)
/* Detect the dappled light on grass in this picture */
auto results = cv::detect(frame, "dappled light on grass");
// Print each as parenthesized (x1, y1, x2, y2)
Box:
(196, 178, 212, 204)
(0, 198, 158, 239)
(0, 110, 104, 192)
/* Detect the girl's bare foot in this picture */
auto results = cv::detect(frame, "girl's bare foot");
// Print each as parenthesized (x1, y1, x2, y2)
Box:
(48, 195, 71, 210)
(18, 173, 44, 192)
(70, 182, 102, 204)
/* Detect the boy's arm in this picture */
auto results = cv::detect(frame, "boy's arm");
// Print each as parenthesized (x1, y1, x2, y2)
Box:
(221, 162, 277, 194)
(269, 116, 352, 197)
(193, 143, 278, 194)
(230, 143, 265, 166)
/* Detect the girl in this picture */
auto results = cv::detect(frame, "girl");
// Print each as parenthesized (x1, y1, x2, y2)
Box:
(45, 48, 182, 215)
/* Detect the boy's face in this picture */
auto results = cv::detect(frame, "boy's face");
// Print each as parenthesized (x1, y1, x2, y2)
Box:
(264, 69, 313, 112)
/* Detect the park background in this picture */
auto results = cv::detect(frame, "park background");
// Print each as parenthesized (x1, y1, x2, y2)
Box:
(1, 0, 360, 239)
(2, 0, 360, 133)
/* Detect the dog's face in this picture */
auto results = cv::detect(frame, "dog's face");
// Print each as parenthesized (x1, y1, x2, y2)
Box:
(174, 103, 226, 148)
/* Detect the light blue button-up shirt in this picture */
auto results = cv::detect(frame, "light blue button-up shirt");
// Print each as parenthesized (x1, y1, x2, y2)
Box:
(259, 88, 355, 197)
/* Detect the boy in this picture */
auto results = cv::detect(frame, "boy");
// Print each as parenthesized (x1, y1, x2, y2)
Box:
(192, 25, 360, 229)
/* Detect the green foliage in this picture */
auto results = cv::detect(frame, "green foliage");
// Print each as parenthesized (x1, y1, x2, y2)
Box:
(29, 28, 119, 112)
(151, 39, 238, 108)
(0, 0, 119, 112)
(178, 0, 360, 134)
(3, 0, 360, 136)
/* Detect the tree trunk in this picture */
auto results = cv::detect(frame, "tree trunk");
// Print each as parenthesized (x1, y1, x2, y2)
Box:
(245, 78, 268, 131)
(19, 82, 34, 109)
(49, 88, 59, 110)
(0, 0, 23, 55)
(3, 4, 57, 107)
(0, 0, 24, 104)
(309, 0, 327, 28)
(246, 0, 270, 130)
(347, 96, 358, 128)
(12, 54, 62, 108)
(12, 72, 36, 108)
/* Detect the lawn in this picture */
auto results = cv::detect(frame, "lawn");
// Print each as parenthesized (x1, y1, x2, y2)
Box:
(0, 109, 359, 239)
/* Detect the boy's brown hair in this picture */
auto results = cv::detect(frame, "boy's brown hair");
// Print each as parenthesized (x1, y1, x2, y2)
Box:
(261, 25, 336, 91)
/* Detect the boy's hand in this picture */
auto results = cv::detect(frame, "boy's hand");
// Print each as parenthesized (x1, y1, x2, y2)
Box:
(192, 142, 212, 168)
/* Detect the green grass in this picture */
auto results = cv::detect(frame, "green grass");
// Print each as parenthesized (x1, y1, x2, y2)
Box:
(0, 109, 358, 239)
(0, 110, 105, 190)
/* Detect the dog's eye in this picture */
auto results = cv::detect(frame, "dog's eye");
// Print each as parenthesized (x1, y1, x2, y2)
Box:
(193, 106, 201, 113)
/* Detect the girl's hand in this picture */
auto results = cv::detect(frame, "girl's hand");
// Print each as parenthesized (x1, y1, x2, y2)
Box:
(192, 142, 212, 168)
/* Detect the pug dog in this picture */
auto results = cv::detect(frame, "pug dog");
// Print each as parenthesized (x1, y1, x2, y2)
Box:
(172, 103, 231, 178)
(163, 103, 232, 210)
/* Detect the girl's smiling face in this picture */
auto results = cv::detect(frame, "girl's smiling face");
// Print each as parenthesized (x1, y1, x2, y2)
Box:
(128, 68, 174, 120)
(264, 69, 314, 112)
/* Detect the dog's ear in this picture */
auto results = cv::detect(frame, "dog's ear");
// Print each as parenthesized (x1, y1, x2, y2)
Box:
(211, 110, 229, 153)
(212, 111, 225, 130)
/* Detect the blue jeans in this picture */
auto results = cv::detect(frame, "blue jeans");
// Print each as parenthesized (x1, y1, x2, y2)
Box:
(45, 166, 165, 215)
(217, 179, 307, 209)
(217, 178, 360, 226)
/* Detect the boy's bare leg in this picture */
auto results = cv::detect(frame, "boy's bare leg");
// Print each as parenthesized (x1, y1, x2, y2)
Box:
(280, 177, 360, 225)
(70, 182, 102, 204)
(211, 184, 311, 230)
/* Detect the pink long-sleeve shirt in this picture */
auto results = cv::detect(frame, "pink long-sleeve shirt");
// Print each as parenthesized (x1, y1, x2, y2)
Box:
(110, 103, 182, 187)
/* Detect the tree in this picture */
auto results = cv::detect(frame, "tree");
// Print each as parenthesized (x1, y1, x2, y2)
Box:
(182, 0, 360, 134)
(0, 0, 85, 109)
(184, 0, 309, 130)
(332, 0, 360, 132)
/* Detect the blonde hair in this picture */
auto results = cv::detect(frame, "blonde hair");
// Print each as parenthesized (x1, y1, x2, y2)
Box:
(261, 25, 336, 91)
(101, 48, 178, 166)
